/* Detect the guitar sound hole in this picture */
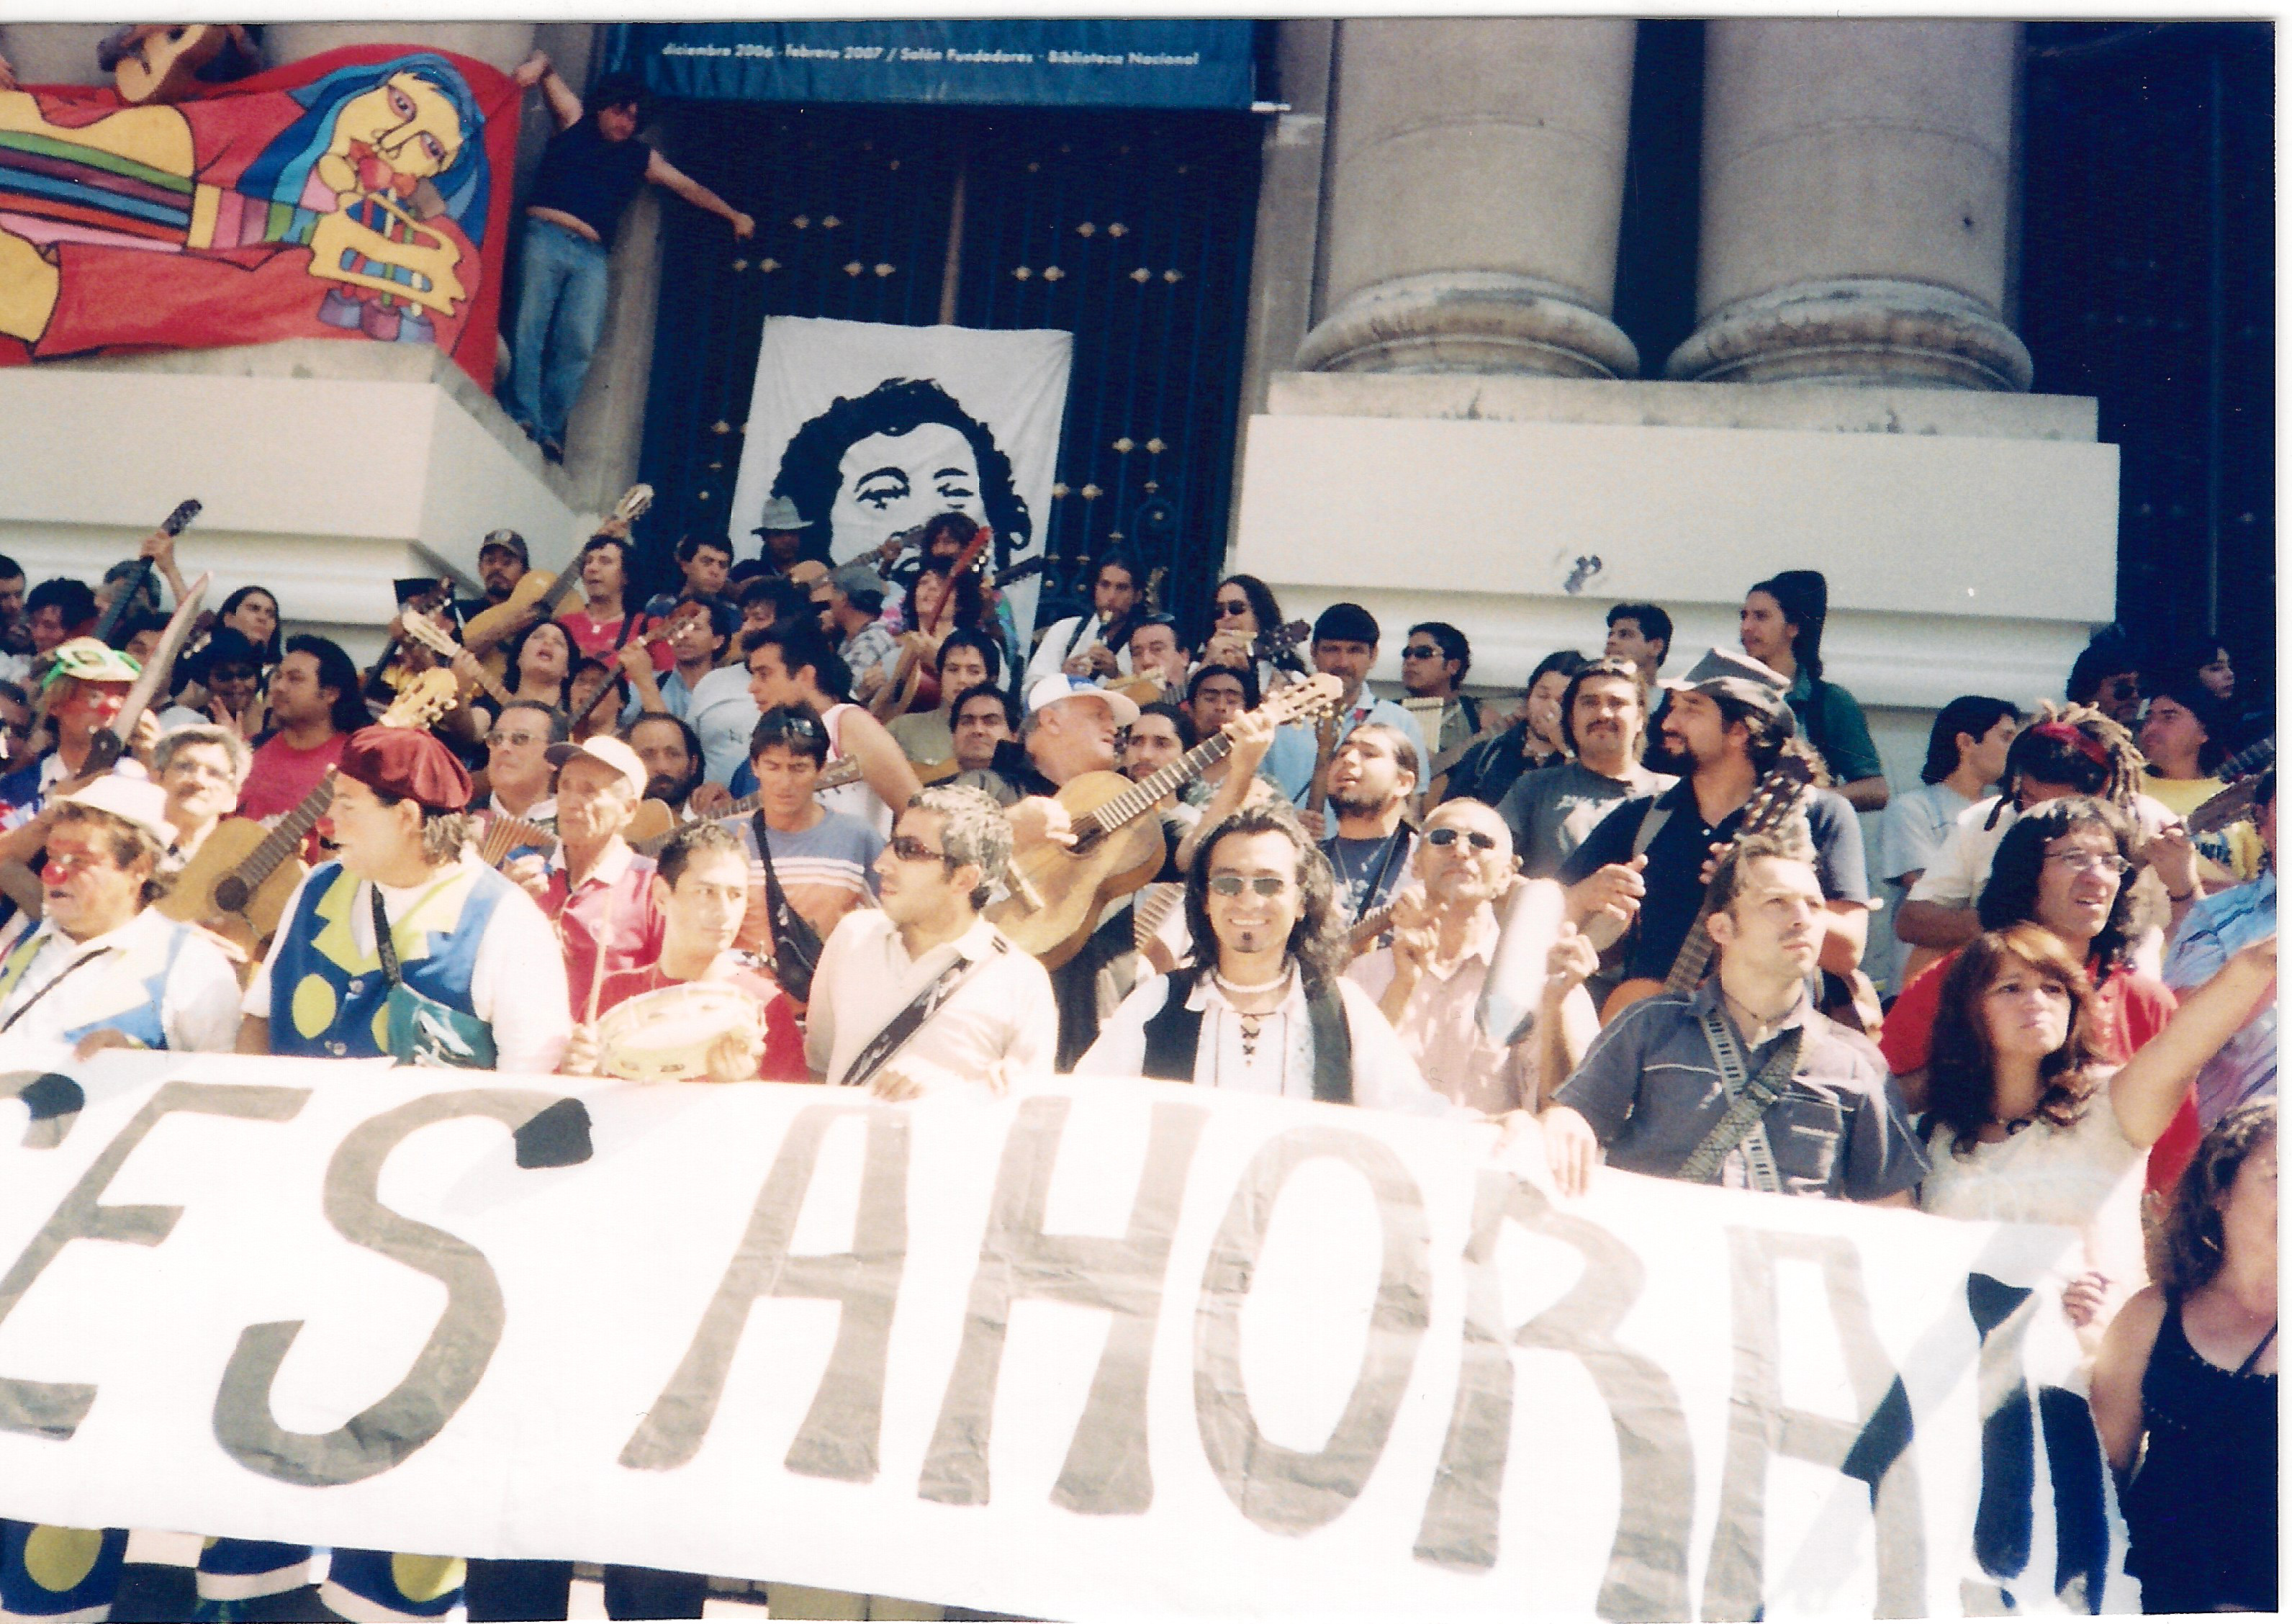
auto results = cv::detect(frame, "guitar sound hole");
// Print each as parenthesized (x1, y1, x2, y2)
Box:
(213, 875, 249, 911)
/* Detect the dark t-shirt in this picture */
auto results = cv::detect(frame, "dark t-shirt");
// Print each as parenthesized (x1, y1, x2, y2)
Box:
(1499, 758, 1676, 880)
(954, 739, 1061, 806)
(1556, 777, 1869, 985)
(1320, 828, 1417, 924)
(527, 119, 652, 240)
(1555, 983, 1928, 1199)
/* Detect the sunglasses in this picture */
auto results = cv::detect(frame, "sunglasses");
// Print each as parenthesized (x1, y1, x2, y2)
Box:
(1207, 874, 1288, 897)
(486, 729, 543, 748)
(1213, 599, 1250, 618)
(888, 834, 950, 865)
(753, 713, 824, 739)
(1402, 644, 1445, 660)
(1424, 826, 1498, 852)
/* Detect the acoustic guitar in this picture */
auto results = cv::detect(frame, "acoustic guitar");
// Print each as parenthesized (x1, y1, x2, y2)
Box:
(160, 670, 461, 956)
(2186, 734, 2275, 836)
(461, 484, 654, 660)
(1596, 757, 1816, 1025)
(988, 675, 1343, 968)
(399, 608, 514, 708)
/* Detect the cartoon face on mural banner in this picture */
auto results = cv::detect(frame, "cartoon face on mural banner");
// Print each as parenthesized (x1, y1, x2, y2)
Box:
(0, 45, 518, 379)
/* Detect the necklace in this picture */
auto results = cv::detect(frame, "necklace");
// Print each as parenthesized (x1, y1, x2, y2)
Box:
(1214, 967, 1291, 996)
(1216, 965, 1291, 1060)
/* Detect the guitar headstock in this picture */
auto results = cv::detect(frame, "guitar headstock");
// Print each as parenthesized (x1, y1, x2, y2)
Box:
(1260, 673, 1345, 728)
(160, 499, 202, 538)
(397, 609, 460, 660)
(379, 668, 460, 729)
(1741, 754, 1816, 836)
(1253, 618, 1313, 665)
(613, 484, 656, 526)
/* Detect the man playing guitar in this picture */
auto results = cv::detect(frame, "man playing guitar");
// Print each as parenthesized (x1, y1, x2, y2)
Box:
(1555, 648, 1872, 1014)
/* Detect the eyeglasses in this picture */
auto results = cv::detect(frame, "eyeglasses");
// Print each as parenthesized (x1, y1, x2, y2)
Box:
(1207, 874, 1288, 897)
(2043, 849, 2132, 877)
(1424, 826, 1497, 852)
(888, 834, 949, 865)
(487, 729, 543, 748)
(1213, 598, 1250, 618)
(1402, 644, 1444, 660)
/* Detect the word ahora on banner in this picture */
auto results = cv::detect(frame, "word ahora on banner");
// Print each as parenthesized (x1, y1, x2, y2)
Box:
(0, 1053, 2136, 1617)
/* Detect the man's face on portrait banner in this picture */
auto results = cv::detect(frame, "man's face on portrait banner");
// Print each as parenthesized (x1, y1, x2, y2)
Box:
(827, 422, 988, 566)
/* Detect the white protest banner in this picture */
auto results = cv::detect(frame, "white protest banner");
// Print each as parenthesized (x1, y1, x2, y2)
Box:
(0, 1054, 2136, 1618)
(727, 315, 1072, 643)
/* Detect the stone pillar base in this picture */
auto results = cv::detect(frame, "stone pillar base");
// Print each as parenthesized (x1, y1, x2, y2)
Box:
(1666, 278, 2031, 391)
(1296, 271, 1639, 379)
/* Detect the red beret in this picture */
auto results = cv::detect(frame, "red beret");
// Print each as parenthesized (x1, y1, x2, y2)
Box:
(339, 726, 474, 811)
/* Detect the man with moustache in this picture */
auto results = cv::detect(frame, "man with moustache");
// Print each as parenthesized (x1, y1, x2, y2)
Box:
(948, 685, 1018, 777)
(1556, 648, 1871, 1011)
(627, 712, 705, 817)
(1317, 722, 1420, 927)
(455, 528, 531, 631)
(1497, 657, 1673, 879)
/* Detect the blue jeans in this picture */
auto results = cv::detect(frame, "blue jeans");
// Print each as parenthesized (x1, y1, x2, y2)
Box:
(502, 218, 610, 448)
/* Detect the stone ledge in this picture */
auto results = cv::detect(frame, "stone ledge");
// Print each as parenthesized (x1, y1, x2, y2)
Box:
(1263, 369, 2095, 441)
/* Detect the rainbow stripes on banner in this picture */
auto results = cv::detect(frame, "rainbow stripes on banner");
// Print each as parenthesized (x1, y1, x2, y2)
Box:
(0, 44, 518, 381)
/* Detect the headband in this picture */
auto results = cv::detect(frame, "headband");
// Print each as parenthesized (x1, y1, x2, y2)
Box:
(2027, 719, 2111, 770)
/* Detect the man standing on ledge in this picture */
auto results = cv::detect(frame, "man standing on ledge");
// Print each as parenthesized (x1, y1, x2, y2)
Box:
(505, 57, 754, 462)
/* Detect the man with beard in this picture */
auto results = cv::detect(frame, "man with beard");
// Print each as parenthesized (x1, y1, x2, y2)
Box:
(1318, 722, 1419, 929)
(627, 712, 705, 816)
(1025, 551, 1142, 688)
(1556, 648, 1871, 1011)
(1498, 657, 1673, 879)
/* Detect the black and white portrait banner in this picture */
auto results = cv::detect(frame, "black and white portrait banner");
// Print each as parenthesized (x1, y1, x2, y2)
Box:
(0, 1055, 2136, 1618)
(728, 315, 1072, 643)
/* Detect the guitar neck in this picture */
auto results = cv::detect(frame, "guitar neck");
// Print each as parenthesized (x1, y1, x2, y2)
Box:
(1083, 732, 1236, 839)
(631, 759, 863, 856)
(233, 769, 338, 893)
(1663, 911, 1720, 996)
(91, 559, 157, 649)
(1306, 718, 1337, 816)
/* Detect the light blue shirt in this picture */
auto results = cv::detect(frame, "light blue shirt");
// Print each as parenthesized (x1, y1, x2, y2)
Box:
(2162, 867, 2275, 1126)
(1283, 689, 1430, 808)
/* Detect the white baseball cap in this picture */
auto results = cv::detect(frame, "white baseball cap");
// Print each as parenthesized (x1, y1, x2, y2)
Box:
(1025, 674, 1140, 728)
(547, 735, 648, 799)
(58, 774, 175, 848)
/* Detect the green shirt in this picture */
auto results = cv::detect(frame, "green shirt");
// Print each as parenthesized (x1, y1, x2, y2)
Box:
(1787, 667, 1883, 784)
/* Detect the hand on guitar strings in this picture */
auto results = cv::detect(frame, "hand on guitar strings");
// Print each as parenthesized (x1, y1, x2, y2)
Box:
(2134, 818, 2200, 903)
(688, 782, 733, 816)
(1565, 854, 1646, 933)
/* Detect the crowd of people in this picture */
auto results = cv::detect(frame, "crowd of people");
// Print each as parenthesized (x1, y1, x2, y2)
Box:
(0, 497, 2273, 1620)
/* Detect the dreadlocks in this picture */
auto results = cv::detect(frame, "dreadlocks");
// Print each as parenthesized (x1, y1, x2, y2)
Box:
(1983, 700, 2144, 831)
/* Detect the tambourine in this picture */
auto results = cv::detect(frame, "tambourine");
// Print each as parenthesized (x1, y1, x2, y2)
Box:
(594, 982, 764, 1081)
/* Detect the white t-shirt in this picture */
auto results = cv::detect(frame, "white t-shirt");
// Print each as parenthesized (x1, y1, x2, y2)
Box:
(806, 910, 1057, 1096)
(1024, 615, 1132, 691)
(1908, 792, 2178, 908)
(1078, 966, 1468, 1118)
(0, 908, 242, 1053)
(1875, 780, 1977, 886)
(245, 860, 571, 1073)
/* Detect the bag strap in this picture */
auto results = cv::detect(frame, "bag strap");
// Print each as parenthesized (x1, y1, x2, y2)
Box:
(838, 936, 1005, 1091)
(750, 811, 825, 959)
(1630, 798, 1674, 862)
(1677, 1002, 1804, 1189)
(2234, 1322, 2278, 1379)
(1304, 975, 1354, 1104)
(371, 883, 402, 988)
(0, 939, 119, 1035)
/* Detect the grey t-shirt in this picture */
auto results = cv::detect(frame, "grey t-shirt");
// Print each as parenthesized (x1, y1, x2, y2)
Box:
(1498, 758, 1675, 880)
(1553, 983, 1927, 1201)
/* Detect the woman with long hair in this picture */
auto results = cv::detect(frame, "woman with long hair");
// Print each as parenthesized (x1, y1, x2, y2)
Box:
(215, 585, 284, 669)
(1517, 649, 1588, 775)
(2090, 1101, 2276, 1615)
(495, 618, 574, 714)
(1918, 924, 2274, 1344)
(1199, 572, 1301, 683)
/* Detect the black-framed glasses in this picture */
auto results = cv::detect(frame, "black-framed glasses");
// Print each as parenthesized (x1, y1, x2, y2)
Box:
(1424, 826, 1498, 852)
(1207, 874, 1287, 897)
(888, 834, 949, 865)
(1213, 598, 1250, 618)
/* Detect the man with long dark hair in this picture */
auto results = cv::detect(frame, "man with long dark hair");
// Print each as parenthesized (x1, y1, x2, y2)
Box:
(1556, 649, 1870, 1009)
(1872, 695, 2018, 990)
(1078, 802, 1452, 1112)
(236, 632, 364, 822)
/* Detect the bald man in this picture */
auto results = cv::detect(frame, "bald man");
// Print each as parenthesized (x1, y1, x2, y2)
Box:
(1345, 799, 1598, 1114)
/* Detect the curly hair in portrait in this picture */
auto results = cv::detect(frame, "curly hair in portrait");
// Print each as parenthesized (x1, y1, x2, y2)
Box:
(1558, 655, 1642, 756)
(770, 378, 1032, 568)
(1924, 925, 2108, 1157)
(1977, 796, 2142, 973)
(1180, 801, 1347, 992)
(2154, 1101, 2275, 1300)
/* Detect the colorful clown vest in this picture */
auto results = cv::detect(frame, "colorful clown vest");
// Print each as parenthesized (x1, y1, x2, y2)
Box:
(266, 861, 510, 1063)
(0, 912, 194, 1051)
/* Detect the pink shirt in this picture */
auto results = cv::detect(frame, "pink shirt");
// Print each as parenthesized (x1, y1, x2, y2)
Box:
(541, 842, 668, 1019)
(1345, 904, 1535, 1116)
(237, 731, 347, 823)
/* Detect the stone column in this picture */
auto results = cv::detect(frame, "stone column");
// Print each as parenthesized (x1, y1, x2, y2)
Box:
(1667, 20, 2031, 390)
(1296, 19, 1639, 379)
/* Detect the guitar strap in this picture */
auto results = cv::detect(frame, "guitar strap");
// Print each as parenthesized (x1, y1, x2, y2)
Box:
(836, 936, 1006, 1092)
(1680, 1003, 1800, 1191)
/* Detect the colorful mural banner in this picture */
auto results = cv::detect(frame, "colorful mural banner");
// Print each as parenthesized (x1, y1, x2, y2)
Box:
(0, 45, 519, 383)
(0, 1052, 2135, 1618)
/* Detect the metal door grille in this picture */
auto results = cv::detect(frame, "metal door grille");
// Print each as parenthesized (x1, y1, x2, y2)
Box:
(633, 102, 1263, 639)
